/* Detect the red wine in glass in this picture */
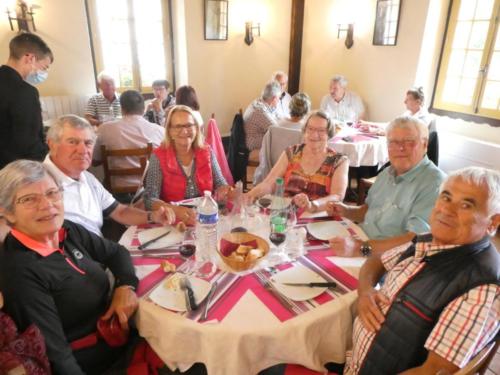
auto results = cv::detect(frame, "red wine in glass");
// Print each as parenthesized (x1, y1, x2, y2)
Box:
(269, 232, 286, 247)
(179, 244, 196, 258)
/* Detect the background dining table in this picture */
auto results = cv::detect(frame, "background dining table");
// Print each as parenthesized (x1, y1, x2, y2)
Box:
(119, 211, 367, 375)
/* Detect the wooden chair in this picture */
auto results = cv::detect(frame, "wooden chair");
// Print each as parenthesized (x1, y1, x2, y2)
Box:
(101, 142, 153, 195)
(455, 339, 498, 375)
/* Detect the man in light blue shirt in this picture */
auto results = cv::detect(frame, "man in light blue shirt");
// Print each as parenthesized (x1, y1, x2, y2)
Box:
(328, 115, 446, 256)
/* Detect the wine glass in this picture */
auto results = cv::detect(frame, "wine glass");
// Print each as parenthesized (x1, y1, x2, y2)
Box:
(179, 228, 196, 274)
(268, 209, 289, 264)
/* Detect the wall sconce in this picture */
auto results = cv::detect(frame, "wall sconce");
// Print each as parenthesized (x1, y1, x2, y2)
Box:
(337, 23, 354, 49)
(6, 1, 38, 33)
(244, 21, 261, 46)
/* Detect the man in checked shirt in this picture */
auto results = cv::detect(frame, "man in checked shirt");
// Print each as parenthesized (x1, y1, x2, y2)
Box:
(345, 166, 499, 374)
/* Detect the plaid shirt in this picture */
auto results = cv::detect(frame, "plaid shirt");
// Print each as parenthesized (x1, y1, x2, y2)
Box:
(345, 238, 499, 374)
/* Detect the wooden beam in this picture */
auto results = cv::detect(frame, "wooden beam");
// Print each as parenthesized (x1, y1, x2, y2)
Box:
(288, 0, 305, 95)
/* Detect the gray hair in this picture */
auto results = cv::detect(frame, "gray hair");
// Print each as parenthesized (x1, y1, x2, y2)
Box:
(289, 92, 311, 118)
(271, 70, 287, 81)
(444, 167, 500, 215)
(386, 115, 429, 140)
(47, 115, 96, 143)
(261, 81, 282, 101)
(407, 86, 425, 103)
(97, 71, 115, 85)
(330, 75, 348, 88)
(0, 160, 60, 214)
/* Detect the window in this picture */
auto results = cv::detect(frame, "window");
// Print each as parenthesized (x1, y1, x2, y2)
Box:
(433, 0, 500, 122)
(86, 0, 173, 92)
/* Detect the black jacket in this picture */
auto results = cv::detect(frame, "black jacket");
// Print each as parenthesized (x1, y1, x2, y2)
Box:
(0, 65, 48, 169)
(227, 112, 248, 183)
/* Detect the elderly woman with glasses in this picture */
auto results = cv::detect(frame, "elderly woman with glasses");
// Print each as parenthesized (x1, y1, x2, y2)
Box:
(0, 160, 139, 375)
(245, 110, 349, 213)
(144, 105, 231, 224)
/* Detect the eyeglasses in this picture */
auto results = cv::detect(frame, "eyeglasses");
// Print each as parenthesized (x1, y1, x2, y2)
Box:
(305, 126, 328, 135)
(387, 138, 419, 149)
(170, 123, 196, 132)
(15, 188, 63, 209)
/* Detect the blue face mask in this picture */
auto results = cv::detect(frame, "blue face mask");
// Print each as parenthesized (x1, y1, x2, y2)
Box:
(26, 70, 48, 85)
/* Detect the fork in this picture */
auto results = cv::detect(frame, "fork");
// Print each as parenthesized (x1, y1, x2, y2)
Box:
(254, 272, 302, 315)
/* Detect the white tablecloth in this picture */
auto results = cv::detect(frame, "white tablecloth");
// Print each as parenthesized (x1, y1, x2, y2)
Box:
(329, 127, 388, 168)
(120, 218, 366, 375)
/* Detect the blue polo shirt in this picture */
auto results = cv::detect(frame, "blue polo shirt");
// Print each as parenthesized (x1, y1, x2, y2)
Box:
(361, 156, 446, 239)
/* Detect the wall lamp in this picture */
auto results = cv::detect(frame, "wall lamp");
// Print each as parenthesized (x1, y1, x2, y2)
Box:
(337, 23, 354, 49)
(244, 21, 261, 46)
(6, 1, 38, 33)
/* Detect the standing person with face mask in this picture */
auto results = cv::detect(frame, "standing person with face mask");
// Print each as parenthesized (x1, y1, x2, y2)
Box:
(0, 33, 53, 169)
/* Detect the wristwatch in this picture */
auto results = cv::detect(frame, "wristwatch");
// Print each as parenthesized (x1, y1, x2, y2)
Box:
(360, 241, 372, 257)
(146, 211, 154, 224)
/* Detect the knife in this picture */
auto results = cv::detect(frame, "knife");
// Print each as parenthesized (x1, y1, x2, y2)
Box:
(138, 230, 171, 250)
(180, 277, 198, 311)
(280, 281, 337, 288)
(200, 281, 218, 321)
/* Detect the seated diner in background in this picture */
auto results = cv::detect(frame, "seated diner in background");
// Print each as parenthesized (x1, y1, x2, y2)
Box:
(44, 115, 175, 237)
(327, 115, 446, 257)
(271, 70, 292, 119)
(320, 74, 365, 124)
(345, 167, 500, 374)
(172, 85, 204, 127)
(243, 80, 281, 151)
(0, 160, 140, 375)
(144, 105, 232, 225)
(359, 86, 432, 135)
(143, 79, 176, 126)
(245, 110, 349, 213)
(84, 71, 121, 127)
(277, 92, 311, 130)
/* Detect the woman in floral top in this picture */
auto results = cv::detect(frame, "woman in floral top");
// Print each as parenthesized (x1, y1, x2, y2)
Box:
(245, 110, 349, 213)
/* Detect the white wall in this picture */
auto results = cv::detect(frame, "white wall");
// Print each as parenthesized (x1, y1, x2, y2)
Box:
(0, 0, 96, 96)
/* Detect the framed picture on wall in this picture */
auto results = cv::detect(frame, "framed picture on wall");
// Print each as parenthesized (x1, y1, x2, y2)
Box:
(204, 0, 228, 40)
(373, 0, 402, 46)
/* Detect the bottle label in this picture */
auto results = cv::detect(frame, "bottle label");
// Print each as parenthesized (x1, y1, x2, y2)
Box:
(198, 212, 218, 224)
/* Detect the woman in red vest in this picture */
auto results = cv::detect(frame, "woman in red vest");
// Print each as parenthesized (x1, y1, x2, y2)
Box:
(144, 105, 231, 224)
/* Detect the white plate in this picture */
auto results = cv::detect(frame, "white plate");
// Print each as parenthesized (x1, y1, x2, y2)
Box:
(306, 221, 351, 240)
(257, 195, 292, 210)
(149, 273, 212, 312)
(137, 226, 183, 248)
(270, 264, 327, 301)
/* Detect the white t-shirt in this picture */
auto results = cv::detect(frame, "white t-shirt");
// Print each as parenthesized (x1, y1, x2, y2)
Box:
(275, 92, 292, 119)
(43, 156, 118, 237)
(320, 90, 365, 123)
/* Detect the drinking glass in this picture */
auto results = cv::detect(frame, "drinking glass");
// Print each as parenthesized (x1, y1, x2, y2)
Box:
(179, 228, 196, 274)
(268, 209, 289, 264)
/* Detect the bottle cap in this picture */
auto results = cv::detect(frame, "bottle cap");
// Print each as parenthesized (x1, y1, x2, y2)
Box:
(276, 177, 284, 185)
(204, 190, 212, 197)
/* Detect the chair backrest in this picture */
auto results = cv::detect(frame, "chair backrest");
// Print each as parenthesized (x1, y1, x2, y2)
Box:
(454, 339, 498, 375)
(101, 142, 153, 194)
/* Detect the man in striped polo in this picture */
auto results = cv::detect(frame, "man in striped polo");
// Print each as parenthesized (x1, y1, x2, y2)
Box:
(84, 71, 121, 127)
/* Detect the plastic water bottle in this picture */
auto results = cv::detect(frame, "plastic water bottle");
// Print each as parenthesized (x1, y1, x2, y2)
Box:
(195, 191, 218, 277)
(270, 177, 287, 233)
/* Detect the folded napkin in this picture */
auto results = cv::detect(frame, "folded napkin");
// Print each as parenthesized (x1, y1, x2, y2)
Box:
(220, 238, 258, 256)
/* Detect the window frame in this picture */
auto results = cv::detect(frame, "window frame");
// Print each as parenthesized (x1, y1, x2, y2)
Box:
(84, 0, 175, 94)
(431, 0, 500, 127)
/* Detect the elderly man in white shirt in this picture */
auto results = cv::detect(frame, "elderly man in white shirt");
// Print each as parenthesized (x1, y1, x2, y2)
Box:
(272, 70, 292, 119)
(320, 74, 365, 124)
(44, 115, 174, 237)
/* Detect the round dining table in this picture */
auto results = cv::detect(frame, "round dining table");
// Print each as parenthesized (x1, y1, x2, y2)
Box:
(120, 210, 367, 375)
